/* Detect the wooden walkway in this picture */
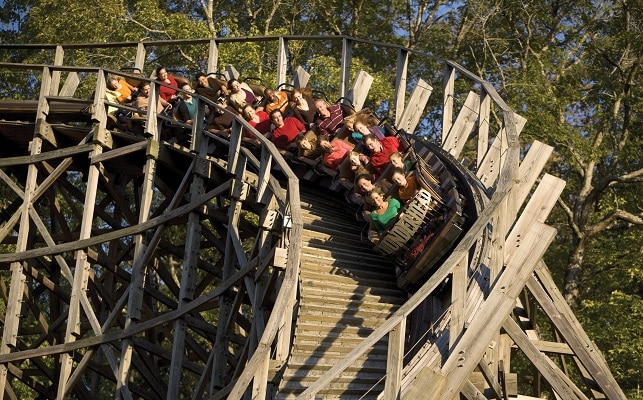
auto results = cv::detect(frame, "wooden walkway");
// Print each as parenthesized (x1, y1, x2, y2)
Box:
(276, 187, 407, 399)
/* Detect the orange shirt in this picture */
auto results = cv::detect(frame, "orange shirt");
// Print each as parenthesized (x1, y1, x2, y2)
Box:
(398, 175, 419, 202)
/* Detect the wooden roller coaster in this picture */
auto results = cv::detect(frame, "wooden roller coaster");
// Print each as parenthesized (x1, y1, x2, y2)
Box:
(0, 36, 626, 399)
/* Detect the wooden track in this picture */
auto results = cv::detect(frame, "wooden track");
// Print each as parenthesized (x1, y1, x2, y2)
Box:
(276, 187, 407, 398)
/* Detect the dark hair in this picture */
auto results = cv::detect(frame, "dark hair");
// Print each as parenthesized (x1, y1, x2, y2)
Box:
(391, 167, 406, 177)
(137, 81, 150, 90)
(106, 77, 118, 91)
(363, 133, 378, 144)
(227, 78, 239, 88)
(269, 109, 282, 119)
(155, 66, 167, 78)
(355, 173, 373, 185)
(365, 186, 385, 205)
(196, 72, 207, 80)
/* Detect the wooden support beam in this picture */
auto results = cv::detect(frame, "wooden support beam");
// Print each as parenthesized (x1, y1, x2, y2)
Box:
(207, 39, 219, 75)
(0, 137, 43, 396)
(349, 70, 373, 111)
(395, 48, 409, 126)
(291, 66, 310, 88)
(276, 37, 288, 85)
(384, 319, 406, 399)
(528, 264, 627, 399)
(443, 91, 480, 159)
(56, 140, 104, 398)
(424, 223, 556, 400)
(396, 78, 433, 133)
(477, 92, 491, 169)
(441, 64, 455, 144)
(503, 318, 588, 399)
(339, 38, 352, 100)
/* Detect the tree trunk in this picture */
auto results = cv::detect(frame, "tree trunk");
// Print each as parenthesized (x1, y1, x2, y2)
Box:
(564, 237, 586, 310)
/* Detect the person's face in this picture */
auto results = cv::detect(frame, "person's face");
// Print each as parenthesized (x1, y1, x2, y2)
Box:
(271, 112, 284, 127)
(349, 152, 361, 166)
(392, 172, 407, 187)
(390, 156, 404, 169)
(365, 137, 381, 153)
(300, 139, 312, 150)
(265, 89, 276, 101)
(320, 140, 333, 152)
(369, 192, 385, 208)
(358, 178, 373, 193)
(197, 75, 209, 88)
(293, 92, 304, 105)
(315, 101, 329, 117)
(354, 122, 370, 136)
(244, 107, 256, 120)
(229, 80, 241, 93)
(182, 85, 193, 98)
(158, 69, 168, 80)
(140, 84, 150, 97)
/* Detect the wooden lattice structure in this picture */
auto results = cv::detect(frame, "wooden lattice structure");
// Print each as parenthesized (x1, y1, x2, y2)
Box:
(0, 36, 626, 399)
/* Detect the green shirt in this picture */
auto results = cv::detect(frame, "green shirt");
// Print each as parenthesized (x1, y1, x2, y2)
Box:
(371, 197, 402, 234)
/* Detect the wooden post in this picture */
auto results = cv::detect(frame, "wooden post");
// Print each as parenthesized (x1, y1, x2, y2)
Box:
(349, 70, 373, 111)
(50, 45, 64, 96)
(396, 79, 433, 133)
(135, 43, 146, 73)
(276, 37, 288, 85)
(208, 39, 219, 74)
(0, 136, 42, 395)
(442, 64, 455, 144)
(384, 319, 406, 399)
(477, 92, 491, 169)
(395, 48, 409, 126)
(339, 38, 352, 100)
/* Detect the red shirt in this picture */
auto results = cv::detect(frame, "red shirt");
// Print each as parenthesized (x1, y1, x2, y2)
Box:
(272, 117, 305, 149)
(323, 139, 354, 169)
(159, 75, 178, 102)
(249, 111, 272, 136)
(370, 136, 405, 175)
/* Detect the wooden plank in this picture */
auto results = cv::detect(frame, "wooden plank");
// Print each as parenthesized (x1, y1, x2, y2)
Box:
(477, 358, 504, 399)
(477, 92, 490, 170)
(397, 78, 433, 133)
(57, 140, 104, 398)
(0, 136, 42, 395)
(58, 71, 80, 97)
(50, 45, 64, 95)
(89, 141, 147, 164)
(349, 70, 373, 111)
(207, 39, 219, 75)
(449, 256, 468, 350)
(339, 38, 352, 100)
(506, 174, 565, 245)
(443, 91, 480, 159)
(383, 319, 406, 399)
(528, 265, 627, 399)
(0, 143, 93, 167)
(507, 141, 554, 220)
(291, 65, 310, 88)
(441, 65, 455, 144)
(225, 64, 240, 80)
(476, 113, 527, 188)
(503, 318, 588, 399)
(276, 37, 288, 86)
(394, 49, 409, 126)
